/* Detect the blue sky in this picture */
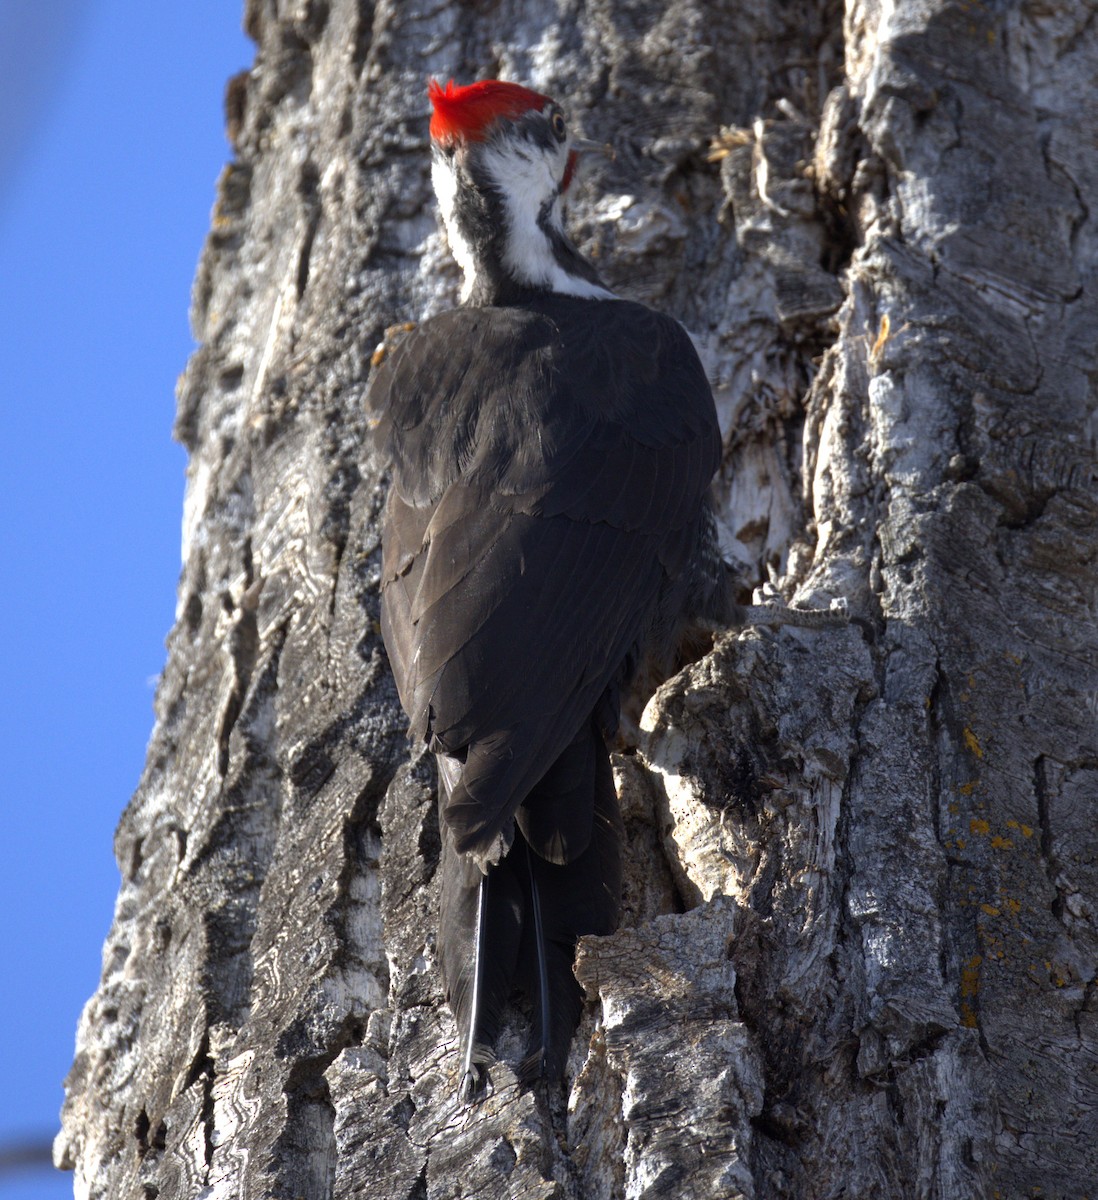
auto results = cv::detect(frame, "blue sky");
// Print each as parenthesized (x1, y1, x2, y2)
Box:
(0, 3, 253, 1195)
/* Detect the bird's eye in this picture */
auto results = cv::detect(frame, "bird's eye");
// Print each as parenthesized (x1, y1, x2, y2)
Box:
(550, 111, 567, 141)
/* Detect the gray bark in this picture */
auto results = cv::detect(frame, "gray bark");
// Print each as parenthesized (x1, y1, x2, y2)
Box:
(57, 1, 1098, 1197)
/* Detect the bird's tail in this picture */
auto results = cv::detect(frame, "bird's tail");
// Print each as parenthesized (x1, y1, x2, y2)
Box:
(436, 720, 622, 1098)
(437, 753, 523, 1101)
(439, 856, 524, 1102)
(516, 731, 622, 1082)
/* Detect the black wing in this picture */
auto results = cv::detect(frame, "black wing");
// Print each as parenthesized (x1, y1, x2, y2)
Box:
(373, 294, 720, 860)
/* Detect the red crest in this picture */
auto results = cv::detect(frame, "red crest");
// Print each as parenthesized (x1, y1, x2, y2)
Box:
(428, 78, 551, 144)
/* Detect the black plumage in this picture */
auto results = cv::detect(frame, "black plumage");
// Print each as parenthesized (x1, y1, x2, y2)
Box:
(373, 294, 723, 1092)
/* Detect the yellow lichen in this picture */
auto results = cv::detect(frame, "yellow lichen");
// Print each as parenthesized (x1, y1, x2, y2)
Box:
(961, 955, 982, 999)
(963, 727, 984, 758)
(706, 126, 752, 162)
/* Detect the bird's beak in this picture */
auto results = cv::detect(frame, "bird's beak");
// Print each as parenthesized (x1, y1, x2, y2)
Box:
(571, 136, 615, 160)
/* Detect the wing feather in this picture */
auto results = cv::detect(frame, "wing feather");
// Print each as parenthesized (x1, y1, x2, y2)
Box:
(373, 294, 720, 858)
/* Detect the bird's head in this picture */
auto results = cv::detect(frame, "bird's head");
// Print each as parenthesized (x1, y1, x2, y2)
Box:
(427, 78, 611, 305)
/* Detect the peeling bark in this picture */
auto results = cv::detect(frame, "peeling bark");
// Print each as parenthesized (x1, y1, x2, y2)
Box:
(59, 1, 1098, 1197)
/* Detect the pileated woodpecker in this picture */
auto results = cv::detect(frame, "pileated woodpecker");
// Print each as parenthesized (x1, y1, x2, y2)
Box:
(371, 79, 729, 1100)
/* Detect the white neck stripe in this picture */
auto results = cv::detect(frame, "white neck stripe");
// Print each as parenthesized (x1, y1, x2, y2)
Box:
(432, 146, 614, 301)
(480, 142, 614, 299)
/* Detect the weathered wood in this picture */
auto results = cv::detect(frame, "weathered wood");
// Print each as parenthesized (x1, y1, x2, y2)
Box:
(58, 1, 1098, 1197)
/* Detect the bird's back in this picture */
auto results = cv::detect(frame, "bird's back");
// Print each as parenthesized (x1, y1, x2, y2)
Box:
(374, 292, 721, 858)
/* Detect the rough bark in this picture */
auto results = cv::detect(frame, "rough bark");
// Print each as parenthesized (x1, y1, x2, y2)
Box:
(58, 1, 1097, 1197)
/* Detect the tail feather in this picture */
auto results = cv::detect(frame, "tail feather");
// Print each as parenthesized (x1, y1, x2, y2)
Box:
(437, 759, 524, 1101)
(517, 730, 623, 1081)
(436, 721, 623, 1099)
(520, 843, 555, 1082)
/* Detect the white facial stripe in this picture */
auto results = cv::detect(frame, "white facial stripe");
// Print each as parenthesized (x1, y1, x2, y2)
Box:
(432, 156, 480, 302)
(479, 139, 613, 299)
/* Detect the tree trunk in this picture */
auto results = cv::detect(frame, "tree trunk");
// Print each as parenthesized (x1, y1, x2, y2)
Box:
(57, 1, 1098, 1197)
